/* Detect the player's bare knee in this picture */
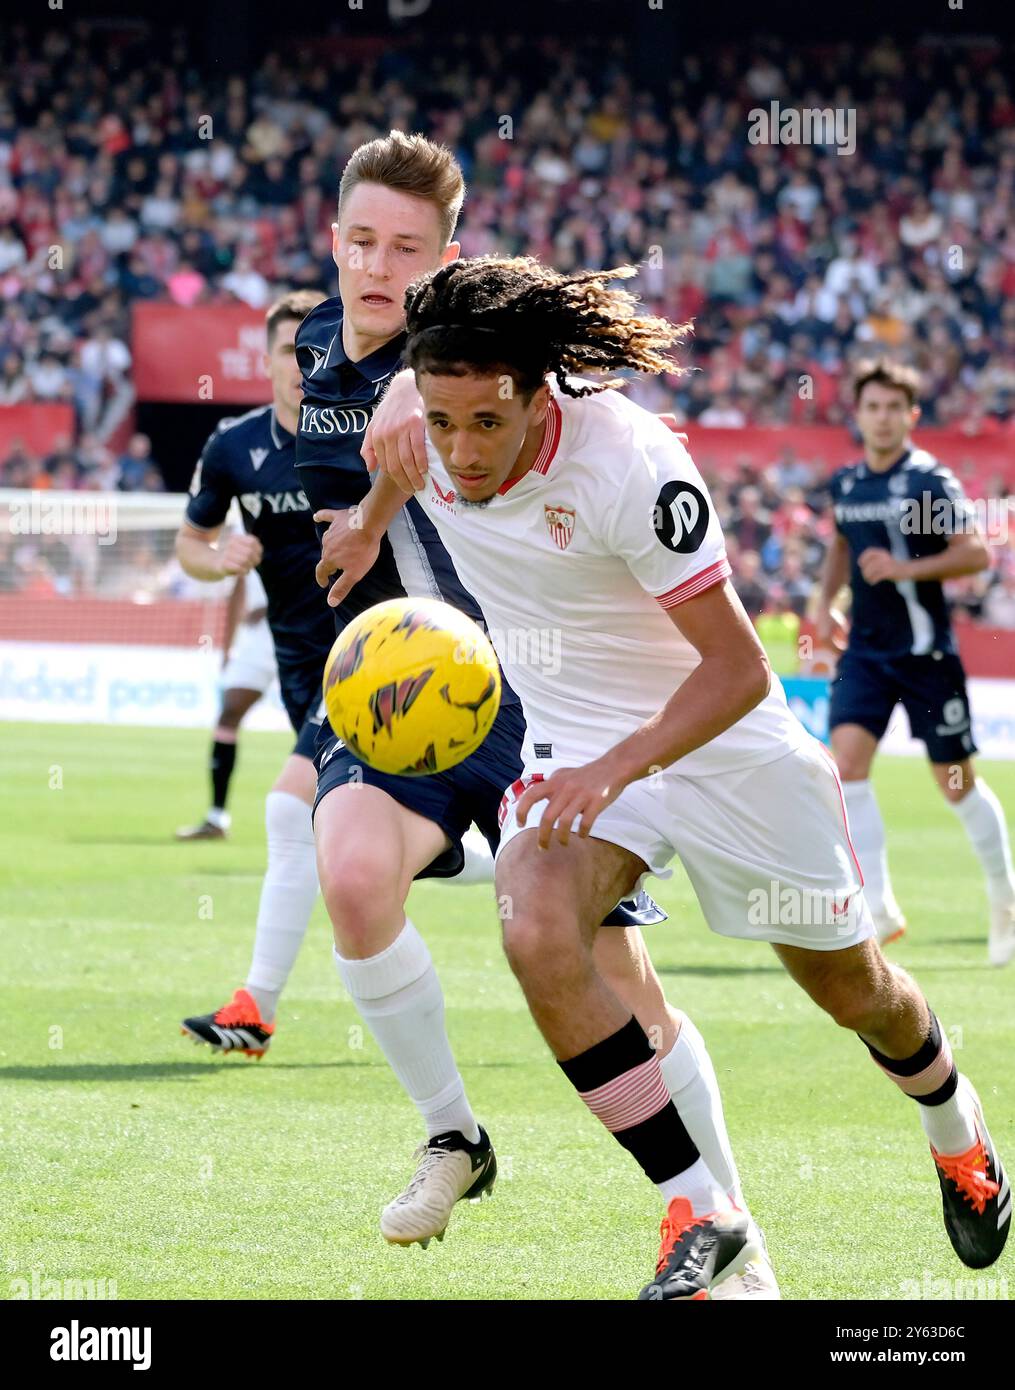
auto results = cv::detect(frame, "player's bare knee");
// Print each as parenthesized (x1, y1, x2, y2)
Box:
(938, 778, 971, 806)
(318, 848, 401, 944)
(812, 961, 891, 1033)
(502, 911, 582, 988)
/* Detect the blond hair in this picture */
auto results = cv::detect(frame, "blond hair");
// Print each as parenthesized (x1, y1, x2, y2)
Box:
(339, 131, 465, 249)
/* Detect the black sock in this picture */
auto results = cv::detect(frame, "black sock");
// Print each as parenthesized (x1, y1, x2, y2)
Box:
(559, 1017, 699, 1183)
(210, 739, 237, 812)
(862, 1012, 958, 1106)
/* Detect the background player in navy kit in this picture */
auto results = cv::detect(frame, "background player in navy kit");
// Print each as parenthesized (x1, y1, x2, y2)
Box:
(816, 360, 1015, 965)
(299, 134, 769, 1286)
(175, 290, 334, 1053)
(175, 569, 275, 842)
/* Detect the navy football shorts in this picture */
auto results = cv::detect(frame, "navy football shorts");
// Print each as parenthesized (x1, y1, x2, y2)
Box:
(312, 699, 526, 879)
(829, 647, 977, 763)
(278, 662, 329, 762)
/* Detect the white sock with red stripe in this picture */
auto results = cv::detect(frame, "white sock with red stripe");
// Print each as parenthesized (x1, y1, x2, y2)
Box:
(866, 1015, 977, 1156)
(658, 1014, 744, 1206)
(842, 780, 903, 924)
(560, 1017, 728, 1216)
(949, 781, 1015, 904)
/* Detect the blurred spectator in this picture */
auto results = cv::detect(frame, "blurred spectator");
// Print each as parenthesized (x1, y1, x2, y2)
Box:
(78, 433, 121, 489)
(777, 551, 814, 618)
(732, 549, 769, 618)
(166, 260, 208, 307)
(117, 433, 160, 491)
(730, 485, 773, 555)
(222, 251, 271, 308)
(27, 351, 71, 401)
(698, 393, 747, 428)
(0, 353, 29, 405)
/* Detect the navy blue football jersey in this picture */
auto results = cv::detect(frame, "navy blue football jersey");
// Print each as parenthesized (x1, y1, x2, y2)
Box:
(185, 404, 336, 697)
(830, 447, 975, 658)
(293, 295, 520, 706)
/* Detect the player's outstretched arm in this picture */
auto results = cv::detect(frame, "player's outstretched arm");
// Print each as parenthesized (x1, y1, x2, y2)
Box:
(314, 471, 414, 607)
(361, 368, 428, 493)
(516, 581, 770, 849)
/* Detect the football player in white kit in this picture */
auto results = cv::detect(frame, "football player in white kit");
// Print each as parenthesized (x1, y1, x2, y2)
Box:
(318, 256, 1009, 1299)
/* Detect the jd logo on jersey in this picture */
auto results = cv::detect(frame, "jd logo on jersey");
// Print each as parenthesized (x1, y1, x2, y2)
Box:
(653, 482, 709, 554)
(544, 505, 576, 550)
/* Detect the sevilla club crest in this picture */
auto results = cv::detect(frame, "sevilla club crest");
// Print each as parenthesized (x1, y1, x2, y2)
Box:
(544, 505, 576, 551)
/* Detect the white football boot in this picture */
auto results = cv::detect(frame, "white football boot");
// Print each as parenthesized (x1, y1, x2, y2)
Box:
(710, 1219, 781, 1299)
(380, 1128, 496, 1248)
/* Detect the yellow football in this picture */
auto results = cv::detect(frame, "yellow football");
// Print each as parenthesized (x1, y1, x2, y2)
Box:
(322, 597, 502, 776)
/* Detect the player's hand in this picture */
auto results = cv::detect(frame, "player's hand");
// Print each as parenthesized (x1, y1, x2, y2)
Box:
(814, 605, 849, 650)
(858, 547, 910, 585)
(362, 370, 428, 494)
(515, 758, 626, 850)
(218, 533, 263, 576)
(313, 507, 381, 608)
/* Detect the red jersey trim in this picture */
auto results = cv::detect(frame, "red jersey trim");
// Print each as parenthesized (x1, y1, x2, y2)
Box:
(497, 472, 526, 496)
(532, 396, 563, 474)
(496, 396, 563, 495)
(816, 743, 865, 887)
(655, 557, 732, 609)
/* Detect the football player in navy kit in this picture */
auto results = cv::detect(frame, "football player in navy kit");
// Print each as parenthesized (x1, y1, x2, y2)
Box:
(298, 133, 772, 1294)
(175, 290, 335, 1054)
(816, 360, 1015, 965)
(175, 291, 500, 1058)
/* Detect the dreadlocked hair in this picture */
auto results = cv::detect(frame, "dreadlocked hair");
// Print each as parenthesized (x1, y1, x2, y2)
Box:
(402, 256, 690, 398)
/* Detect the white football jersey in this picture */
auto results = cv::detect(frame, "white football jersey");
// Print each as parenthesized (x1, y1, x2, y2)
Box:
(416, 381, 807, 776)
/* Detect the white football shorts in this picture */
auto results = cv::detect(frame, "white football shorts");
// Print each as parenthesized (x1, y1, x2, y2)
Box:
(496, 734, 875, 952)
(221, 616, 276, 695)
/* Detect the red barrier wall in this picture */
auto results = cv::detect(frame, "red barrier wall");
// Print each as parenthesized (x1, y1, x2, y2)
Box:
(0, 595, 227, 648)
(132, 304, 268, 404)
(0, 403, 77, 456)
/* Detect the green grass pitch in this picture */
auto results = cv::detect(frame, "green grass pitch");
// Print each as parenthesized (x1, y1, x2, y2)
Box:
(2, 723, 1012, 1301)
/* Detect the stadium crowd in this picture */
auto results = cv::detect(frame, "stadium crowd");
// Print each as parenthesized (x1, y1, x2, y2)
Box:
(1, 23, 1013, 621)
